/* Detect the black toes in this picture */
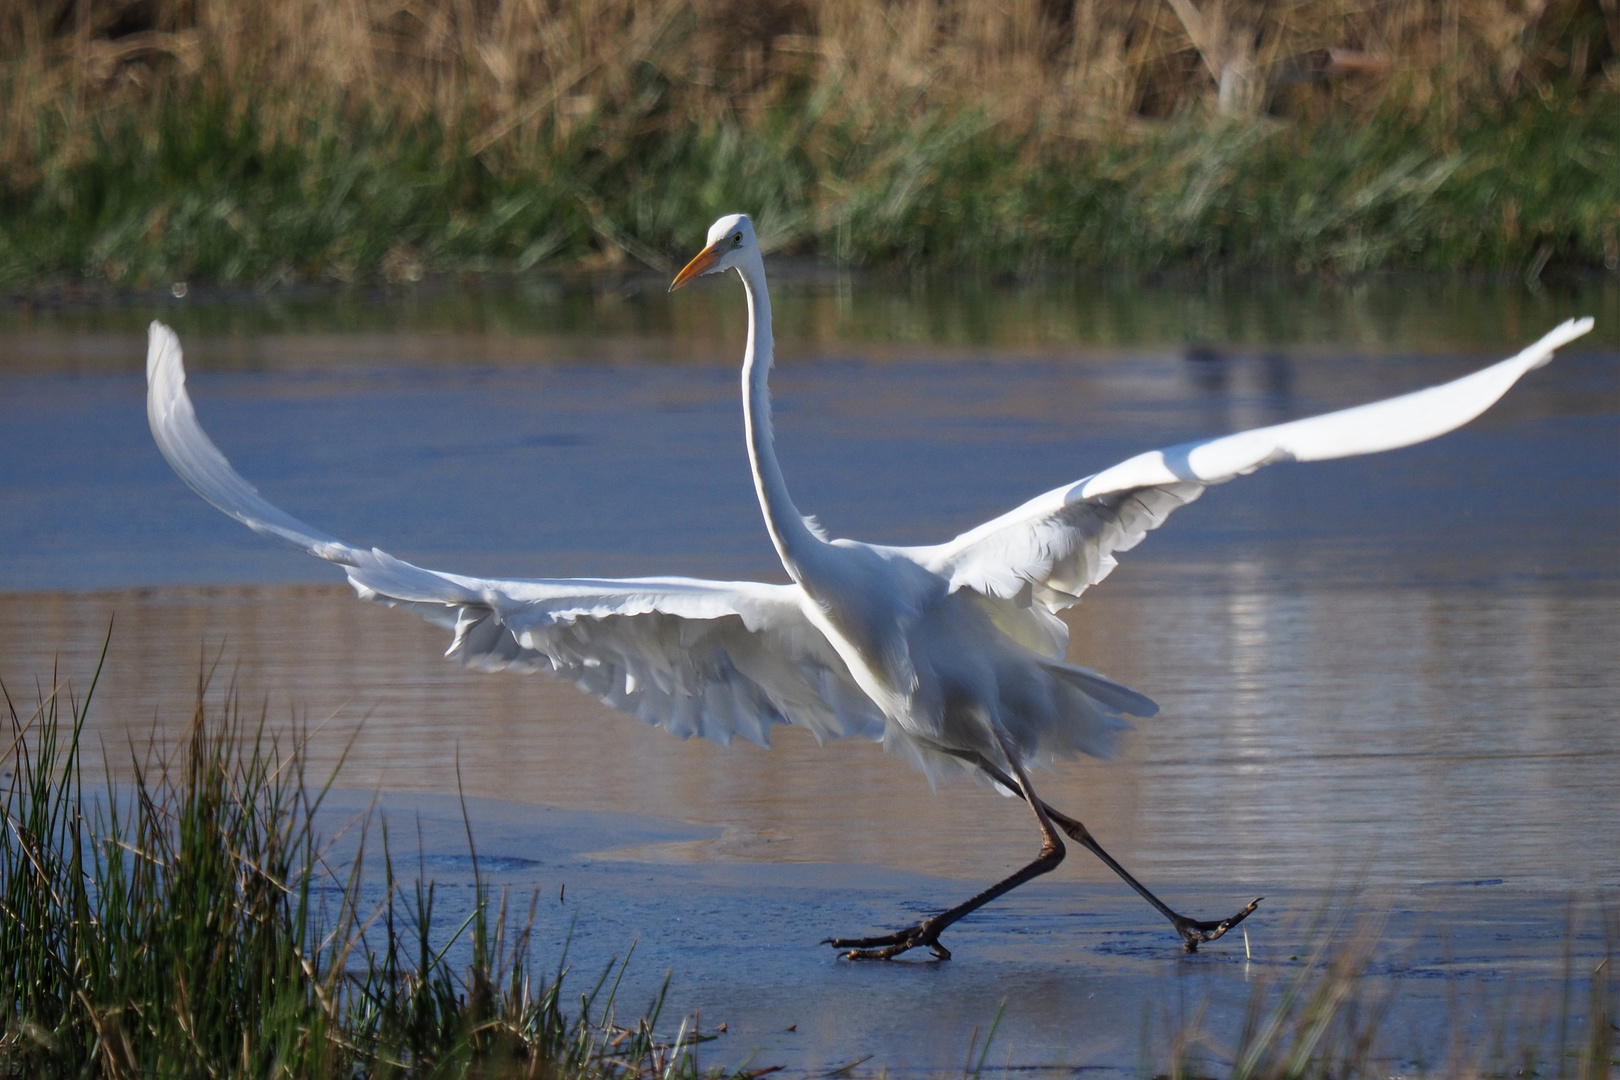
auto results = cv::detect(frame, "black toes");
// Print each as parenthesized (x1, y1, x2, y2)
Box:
(825, 923, 946, 961)
(1174, 897, 1263, 950)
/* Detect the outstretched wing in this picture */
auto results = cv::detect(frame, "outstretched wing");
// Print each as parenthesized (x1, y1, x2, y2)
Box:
(145, 322, 885, 748)
(915, 318, 1594, 618)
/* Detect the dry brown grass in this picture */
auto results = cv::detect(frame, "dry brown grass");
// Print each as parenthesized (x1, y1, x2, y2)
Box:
(4, 0, 1612, 171)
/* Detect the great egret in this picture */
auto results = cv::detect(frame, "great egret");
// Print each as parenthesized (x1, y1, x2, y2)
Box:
(147, 213, 1594, 960)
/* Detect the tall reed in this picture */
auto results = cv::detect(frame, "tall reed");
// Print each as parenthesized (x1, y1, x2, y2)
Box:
(0, 642, 732, 1078)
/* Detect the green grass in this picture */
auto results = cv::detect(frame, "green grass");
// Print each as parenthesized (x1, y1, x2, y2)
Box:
(0, 639, 741, 1079)
(1, 74, 1614, 293)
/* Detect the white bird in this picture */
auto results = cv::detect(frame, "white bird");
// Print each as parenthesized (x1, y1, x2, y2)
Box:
(147, 213, 1594, 960)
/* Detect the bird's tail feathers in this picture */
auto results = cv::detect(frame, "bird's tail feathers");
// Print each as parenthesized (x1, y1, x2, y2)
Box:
(1008, 659, 1154, 764)
(1042, 660, 1159, 718)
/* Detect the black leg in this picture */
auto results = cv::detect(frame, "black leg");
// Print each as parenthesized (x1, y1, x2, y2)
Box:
(824, 737, 1066, 961)
(975, 759, 1260, 951)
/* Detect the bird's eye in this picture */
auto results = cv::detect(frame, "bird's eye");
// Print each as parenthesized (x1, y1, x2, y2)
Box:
(733, 233, 743, 246)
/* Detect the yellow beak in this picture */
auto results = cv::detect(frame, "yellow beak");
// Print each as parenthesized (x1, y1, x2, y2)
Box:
(669, 242, 725, 292)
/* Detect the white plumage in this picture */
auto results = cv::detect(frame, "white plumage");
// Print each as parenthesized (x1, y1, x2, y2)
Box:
(147, 212, 1592, 959)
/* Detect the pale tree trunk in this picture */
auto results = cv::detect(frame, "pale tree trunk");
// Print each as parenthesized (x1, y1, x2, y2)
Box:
(1163, 0, 1262, 115)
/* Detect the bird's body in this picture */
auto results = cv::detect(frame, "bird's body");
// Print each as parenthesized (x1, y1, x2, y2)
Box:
(670, 216, 1160, 782)
(146, 213, 1594, 959)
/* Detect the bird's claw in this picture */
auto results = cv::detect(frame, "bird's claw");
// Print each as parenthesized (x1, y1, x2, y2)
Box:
(823, 922, 951, 961)
(1172, 897, 1262, 952)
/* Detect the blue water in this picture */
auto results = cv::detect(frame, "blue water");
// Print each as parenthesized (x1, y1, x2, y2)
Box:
(2, 276, 1617, 1073)
(4, 318, 1616, 591)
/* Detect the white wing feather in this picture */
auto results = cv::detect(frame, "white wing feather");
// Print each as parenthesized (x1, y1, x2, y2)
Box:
(145, 322, 885, 748)
(918, 317, 1594, 613)
(148, 314, 1591, 747)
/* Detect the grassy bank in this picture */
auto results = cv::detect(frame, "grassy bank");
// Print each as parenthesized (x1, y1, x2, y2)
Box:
(0, 0, 1616, 290)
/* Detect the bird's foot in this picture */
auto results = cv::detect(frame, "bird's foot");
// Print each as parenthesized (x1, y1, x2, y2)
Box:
(823, 919, 951, 961)
(1172, 897, 1262, 952)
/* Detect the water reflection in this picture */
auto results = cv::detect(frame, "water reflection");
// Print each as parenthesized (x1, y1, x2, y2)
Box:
(3, 281, 1616, 897)
(3, 575, 1613, 891)
(2, 273, 1615, 374)
(4, 337, 1614, 592)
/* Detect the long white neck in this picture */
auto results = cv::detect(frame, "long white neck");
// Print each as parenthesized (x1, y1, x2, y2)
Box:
(737, 257, 822, 580)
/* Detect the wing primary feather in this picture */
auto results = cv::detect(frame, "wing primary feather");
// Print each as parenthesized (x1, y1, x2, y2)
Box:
(924, 318, 1592, 613)
(147, 322, 357, 563)
(145, 321, 889, 755)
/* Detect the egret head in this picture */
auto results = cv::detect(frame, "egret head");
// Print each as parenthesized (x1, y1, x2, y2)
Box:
(669, 214, 757, 291)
